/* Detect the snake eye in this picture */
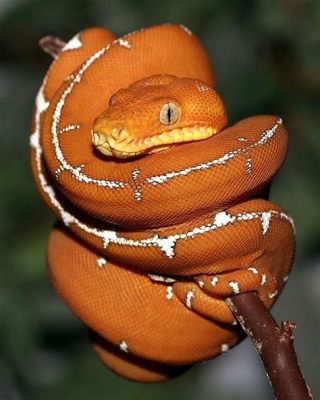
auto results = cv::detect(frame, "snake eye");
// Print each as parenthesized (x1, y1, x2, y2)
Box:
(160, 102, 180, 125)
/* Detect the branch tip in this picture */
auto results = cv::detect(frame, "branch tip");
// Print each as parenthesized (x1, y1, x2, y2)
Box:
(39, 35, 66, 58)
(227, 292, 312, 400)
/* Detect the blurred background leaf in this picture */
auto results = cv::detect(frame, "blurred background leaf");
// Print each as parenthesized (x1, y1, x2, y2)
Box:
(0, 0, 319, 399)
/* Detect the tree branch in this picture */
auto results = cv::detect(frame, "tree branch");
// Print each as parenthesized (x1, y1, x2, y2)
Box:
(226, 292, 313, 400)
(39, 36, 65, 58)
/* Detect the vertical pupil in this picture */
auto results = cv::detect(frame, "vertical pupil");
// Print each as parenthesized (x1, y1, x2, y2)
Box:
(167, 106, 172, 122)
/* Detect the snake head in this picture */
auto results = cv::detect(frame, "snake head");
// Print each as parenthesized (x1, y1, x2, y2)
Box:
(92, 74, 227, 158)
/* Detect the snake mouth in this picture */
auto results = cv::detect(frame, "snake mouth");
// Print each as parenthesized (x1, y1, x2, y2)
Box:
(92, 126, 217, 159)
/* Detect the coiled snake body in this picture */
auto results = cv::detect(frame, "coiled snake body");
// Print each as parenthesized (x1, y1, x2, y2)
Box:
(30, 24, 295, 382)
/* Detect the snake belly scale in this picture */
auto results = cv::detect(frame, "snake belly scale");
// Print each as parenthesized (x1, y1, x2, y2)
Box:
(30, 24, 295, 382)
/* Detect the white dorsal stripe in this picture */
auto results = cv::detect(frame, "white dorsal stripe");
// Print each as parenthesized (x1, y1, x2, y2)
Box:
(146, 119, 282, 185)
(62, 34, 83, 52)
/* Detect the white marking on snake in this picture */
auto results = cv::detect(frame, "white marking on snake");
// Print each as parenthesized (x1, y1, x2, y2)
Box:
(55, 165, 65, 178)
(245, 154, 253, 174)
(186, 291, 194, 309)
(55, 163, 84, 179)
(62, 33, 83, 51)
(236, 136, 253, 174)
(261, 211, 272, 235)
(221, 343, 230, 353)
(97, 257, 106, 268)
(148, 274, 176, 283)
(36, 85, 50, 114)
(131, 168, 140, 181)
(30, 131, 40, 149)
(210, 276, 219, 287)
(261, 274, 267, 286)
(134, 188, 142, 201)
(229, 281, 240, 294)
(237, 136, 248, 142)
(268, 290, 278, 299)
(180, 24, 192, 35)
(155, 236, 177, 258)
(213, 211, 235, 227)
(131, 168, 142, 201)
(197, 84, 210, 92)
(59, 124, 80, 134)
(64, 74, 75, 82)
(166, 286, 174, 300)
(248, 267, 258, 274)
(119, 341, 129, 353)
(198, 280, 205, 288)
(118, 38, 131, 48)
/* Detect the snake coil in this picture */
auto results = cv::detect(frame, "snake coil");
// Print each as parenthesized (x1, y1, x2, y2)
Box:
(31, 24, 295, 382)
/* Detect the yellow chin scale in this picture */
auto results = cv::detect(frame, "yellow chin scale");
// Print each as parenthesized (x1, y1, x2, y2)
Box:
(92, 126, 217, 158)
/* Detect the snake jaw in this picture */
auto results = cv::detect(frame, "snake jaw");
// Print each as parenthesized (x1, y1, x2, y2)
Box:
(91, 131, 112, 156)
(92, 126, 219, 159)
(92, 131, 107, 146)
(92, 128, 139, 158)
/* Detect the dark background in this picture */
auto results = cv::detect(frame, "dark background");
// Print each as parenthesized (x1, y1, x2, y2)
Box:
(0, 0, 319, 399)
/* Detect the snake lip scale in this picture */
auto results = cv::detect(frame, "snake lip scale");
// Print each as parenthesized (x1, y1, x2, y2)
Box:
(31, 24, 295, 382)
(92, 125, 216, 158)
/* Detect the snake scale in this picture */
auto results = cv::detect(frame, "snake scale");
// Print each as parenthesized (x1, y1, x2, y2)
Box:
(30, 24, 295, 382)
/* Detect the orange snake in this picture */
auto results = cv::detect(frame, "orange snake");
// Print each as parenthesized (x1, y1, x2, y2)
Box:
(30, 24, 295, 382)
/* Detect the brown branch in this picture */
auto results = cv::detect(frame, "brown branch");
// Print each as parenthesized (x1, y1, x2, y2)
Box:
(39, 36, 66, 58)
(226, 292, 313, 400)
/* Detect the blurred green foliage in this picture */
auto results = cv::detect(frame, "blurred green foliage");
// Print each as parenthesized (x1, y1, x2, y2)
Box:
(0, 0, 319, 399)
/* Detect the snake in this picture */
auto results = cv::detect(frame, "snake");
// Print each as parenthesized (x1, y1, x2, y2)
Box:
(30, 24, 295, 382)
